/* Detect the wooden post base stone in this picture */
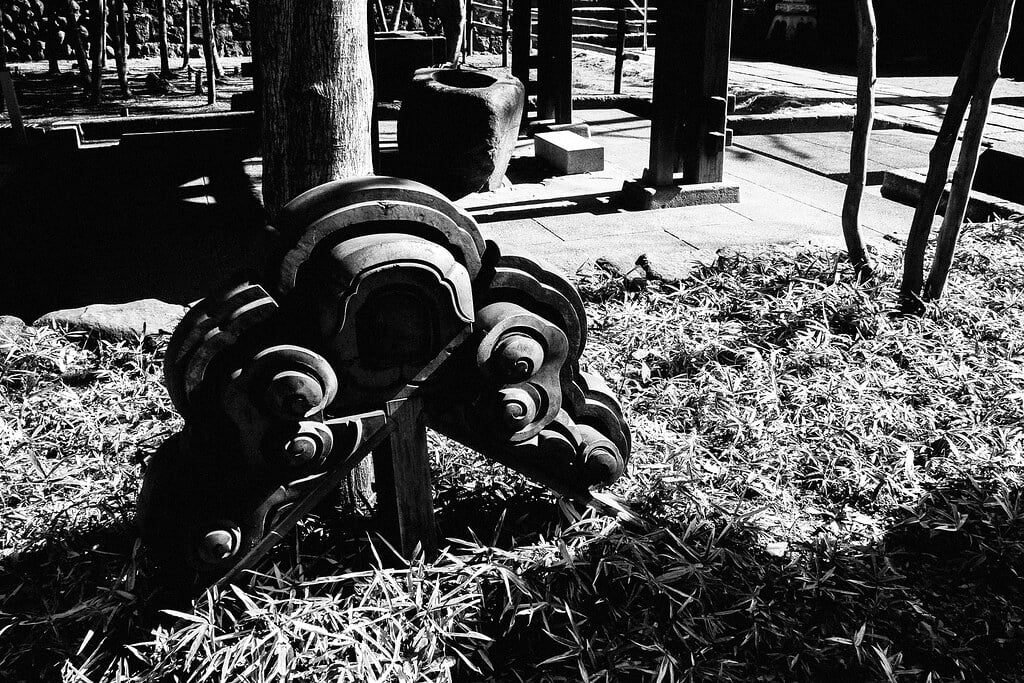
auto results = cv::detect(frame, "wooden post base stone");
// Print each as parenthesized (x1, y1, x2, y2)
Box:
(535, 131, 605, 175)
(620, 177, 739, 210)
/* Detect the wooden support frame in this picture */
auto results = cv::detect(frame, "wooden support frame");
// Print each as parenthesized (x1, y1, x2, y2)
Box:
(623, 0, 738, 209)
(372, 396, 438, 563)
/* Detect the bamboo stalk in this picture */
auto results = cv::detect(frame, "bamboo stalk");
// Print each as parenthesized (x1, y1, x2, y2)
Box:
(924, 0, 1017, 301)
(841, 0, 876, 280)
(898, 0, 994, 312)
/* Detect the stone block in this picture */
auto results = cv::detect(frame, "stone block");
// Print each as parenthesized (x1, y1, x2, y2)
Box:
(34, 299, 187, 341)
(534, 131, 605, 175)
(620, 178, 740, 210)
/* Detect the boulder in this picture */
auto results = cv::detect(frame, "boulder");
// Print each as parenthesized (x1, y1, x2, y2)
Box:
(34, 299, 187, 341)
(0, 315, 27, 345)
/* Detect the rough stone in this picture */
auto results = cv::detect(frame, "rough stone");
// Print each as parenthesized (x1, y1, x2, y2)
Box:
(34, 299, 187, 341)
(399, 68, 526, 199)
(0, 315, 27, 345)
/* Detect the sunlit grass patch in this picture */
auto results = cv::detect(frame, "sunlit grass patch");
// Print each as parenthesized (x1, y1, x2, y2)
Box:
(2, 220, 1023, 681)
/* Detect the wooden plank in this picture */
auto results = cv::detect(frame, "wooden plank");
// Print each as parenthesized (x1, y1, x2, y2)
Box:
(372, 396, 438, 563)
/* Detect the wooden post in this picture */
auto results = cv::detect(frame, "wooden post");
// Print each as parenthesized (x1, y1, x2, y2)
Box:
(182, 0, 192, 70)
(372, 397, 438, 562)
(841, 0, 876, 279)
(645, 0, 684, 185)
(924, 0, 1016, 301)
(501, 0, 509, 67)
(465, 0, 474, 55)
(91, 0, 109, 103)
(113, 0, 131, 97)
(614, 0, 627, 95)
(537, 0, 572, 123)
(682, 0, 732, 185)
(510, 0, 531, 120)
(201, 0, 215, 105)
(157, 0, 170, 77)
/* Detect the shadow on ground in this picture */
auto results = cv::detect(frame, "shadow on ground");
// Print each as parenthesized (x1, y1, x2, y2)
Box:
(2, 471, 1021, 681)
(0, 130, 268, 321)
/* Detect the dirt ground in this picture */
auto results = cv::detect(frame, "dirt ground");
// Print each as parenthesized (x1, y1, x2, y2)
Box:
(3, 48, 841, 130)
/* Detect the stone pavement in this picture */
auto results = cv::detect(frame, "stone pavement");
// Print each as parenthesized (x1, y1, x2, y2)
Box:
(446, 56, 1024, 279)
(449, 107, 925, 279)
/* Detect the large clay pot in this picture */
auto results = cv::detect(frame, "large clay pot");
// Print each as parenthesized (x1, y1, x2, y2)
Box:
(398, 68, 525, 200)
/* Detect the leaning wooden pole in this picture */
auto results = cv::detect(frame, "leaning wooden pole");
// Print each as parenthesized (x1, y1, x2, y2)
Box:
(65, 0, 93, 86)
(898, 1, 994, 312)
(924, 0, 1017, 301)
(841, 0, 876, 280)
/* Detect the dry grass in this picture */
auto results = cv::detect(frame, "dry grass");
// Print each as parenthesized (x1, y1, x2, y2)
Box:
(1, 220, 1023, 682)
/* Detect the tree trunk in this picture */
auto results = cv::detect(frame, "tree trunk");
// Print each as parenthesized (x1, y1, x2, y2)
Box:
(113, 0, 131, 97)
(65, 0, 92, 85)
(841, 0, 876, 280)
(923, 0, 1016, 301)
(898, 1, 994, 313)
(157, 0, 171, 77)
(182, 0, 191, 70)
(255, 0, 376, 510)
(255, 0, 374, 216)
(201, 0, 215, 104)
(209, 0, 222, 78)
(91, 0, 108, 103)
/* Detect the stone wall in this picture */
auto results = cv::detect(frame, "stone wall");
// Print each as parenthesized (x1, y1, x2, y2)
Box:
(0, 0, 249, 64)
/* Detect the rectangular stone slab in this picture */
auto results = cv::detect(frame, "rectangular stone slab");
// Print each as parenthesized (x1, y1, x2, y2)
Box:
(534, 131, 605, 175)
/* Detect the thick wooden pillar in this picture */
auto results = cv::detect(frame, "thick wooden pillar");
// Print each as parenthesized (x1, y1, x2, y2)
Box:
(684, 0, 732, 184)
(647, 0, 732, 186)
(646, 0, 687, 185)
(537, 0, 572, 123)
(510, 0, 531, 98)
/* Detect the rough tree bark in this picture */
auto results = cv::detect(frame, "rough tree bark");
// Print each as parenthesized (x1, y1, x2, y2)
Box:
(157, 0, 171, 77)
(898, 1, 994, 313)
(90, 0, 108, 103)
(924, 0, 1017, 301)
(841, 0, 876, 280)
(201, 0, 215, 104)
(255, 0, 374, 216)
(182, 0, 191, 70)
(255, 0, 376, 510)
